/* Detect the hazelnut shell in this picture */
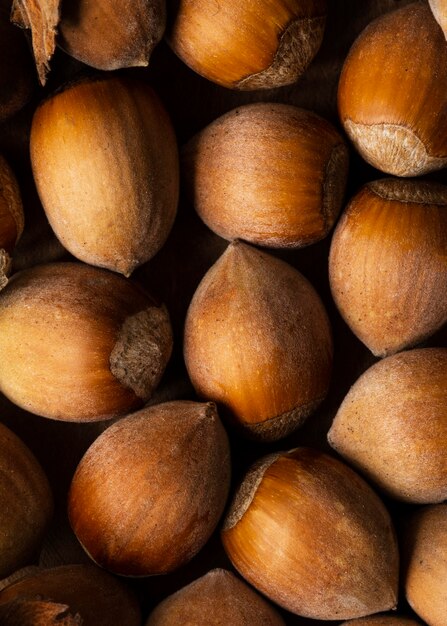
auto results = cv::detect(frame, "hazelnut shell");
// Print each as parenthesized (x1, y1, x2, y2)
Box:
(0, 422, 53, 578)
(329, 178, 447, 357)
(183, 103, 348, 248)
(30, 76, 179, 276)
(146, 568, 285, 625)
(338, 2, 447, 176)
(0, 154, 24, 288)
(168, 0, 327, 90)
(68, 401, 231, 576)
(184, 241, 333, 441)
(221, 447, 398, 620)
(328, 348, 447, 504)
(0, 262, 173, 421)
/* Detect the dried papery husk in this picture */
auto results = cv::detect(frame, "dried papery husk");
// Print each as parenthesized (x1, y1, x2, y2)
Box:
(329, 178, 447, 357)
(183, 103, 348, 248)
(146, 568, 285, 625)
(0, 154, 24, 289)
(429, 0, 447, 38)
(403, 504, 447, 626)
(0, 262, 173, 421)
(68, 401, 231, 576)
(30, 76, 179, 276)
(0, 422, 53, 578)
(0, 564, 141, 626)
(221, 448, 398, 620)
(167, 0, 327, 90)
(184, 241, 333, 441)
(338, 2, 447, 176)
(328, 348, 447, 504)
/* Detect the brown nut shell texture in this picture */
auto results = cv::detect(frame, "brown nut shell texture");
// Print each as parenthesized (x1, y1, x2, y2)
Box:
(221, 447, 399, 620)
(328, 348, 447, 504)
(0, 564, 141, 626)
(0, 262, 173, 422)
(403, 504, 447, 626)
(341, 616, 421, 626)
(68, 401, 231, 576)
(184, 241, 333, 441)
(338, 2, 447, 177)
(168, 0, 327, 90)
(0, 155, 24, 289)
(146, 568, 285, 625)
(0, 422, 53, 579)
(329, 178, 447, 357)
(429, 0, 447, 39)
(183, 103, 349, 248)
(30, 76, 179, 276)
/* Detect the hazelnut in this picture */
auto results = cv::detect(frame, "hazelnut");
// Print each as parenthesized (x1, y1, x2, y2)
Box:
(0, 262, 173, 422)
(338, 2, 447, 176)
(30, 76, 179, 276)
(329, 178, 447, 357)
(0, 422, 53, 578)
(167, 0, 327, 90)
(183, 103, 349, 248)
(12, 0, 166, 83)
(0, 154, 24, 288)
(0, 564, 141, 626)
(429, 0, 447, 39)
(68, 401, 231, 576)
(146, 568, 285, 625)
(328, 348, 447, 503)
(221, 448, 398, 620)
(184, 241, 333, 441)
(402, 504, 447, 626)
(0, 598, 80, 626)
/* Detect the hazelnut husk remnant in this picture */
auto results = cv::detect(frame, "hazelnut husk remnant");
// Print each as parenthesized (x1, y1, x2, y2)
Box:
(168, 0, 327, 90)
(146, 568, 285, 625)
(0, 262, 173, 422)
(0, 564, 141, 626)
(68, 401, 231, 576)
(184, 241, 333, 441)
(0, 422, 53, 578)
(11, 0, 166, 84)
(0, 154, 24, 289)
(221, 448, 398, 620)
(338, 2, 447, 176)
(328, 348, 447, 504)
(329, 178, 447, 357)
(429, 0, 447, 39)
(30, 76, 179, 276)
(341, 616, 421, 626)
(403, 504, 447, 626)
(183, 103, 348, 248)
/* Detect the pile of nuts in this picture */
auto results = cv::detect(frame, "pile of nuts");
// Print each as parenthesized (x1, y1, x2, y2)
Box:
(0, 0, 446, 624)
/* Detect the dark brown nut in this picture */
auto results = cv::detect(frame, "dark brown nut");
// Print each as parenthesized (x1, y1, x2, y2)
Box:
(68, 401, 231, 576)
(221, 448, 398, 620)
(168, 0, 327, 90)
(30, 76, 179, 276)
(0, 262, 173, 422)
(329, 179, 447, 357)
(0, 422, 53, 578)
(183, 103, 348, 248)
(339, 2, 447, 176)
(184, 241, 333, 441)
(328, 348, 447, 504)
(0, 154, 24, 288)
